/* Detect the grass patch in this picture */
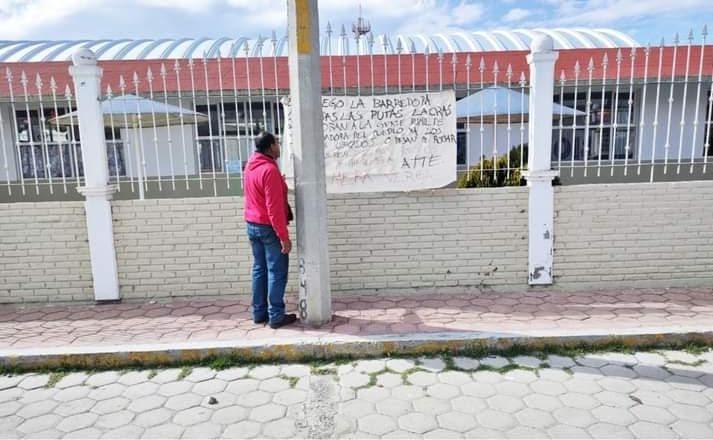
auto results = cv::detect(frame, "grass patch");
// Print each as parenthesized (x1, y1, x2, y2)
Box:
(665, 359, 705, 367)
(682, 343, 710, 355)
(177, 366, 192, 380)
(278, 374, 300, 388)
(400, 367, 423, 385)
(1, 336, 712, 376)
(310, 366, 337, 376)
(442, 356, 456, 371)
(46, 372, 67, 388)
(208, 356, 235, 371)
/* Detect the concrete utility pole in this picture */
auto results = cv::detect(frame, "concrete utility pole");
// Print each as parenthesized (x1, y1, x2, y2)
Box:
(287, 0, 332, 325)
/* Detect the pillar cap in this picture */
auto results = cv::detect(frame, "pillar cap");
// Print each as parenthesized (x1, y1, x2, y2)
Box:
(72, 48, 97, 66)
(530, 34, 555, 53)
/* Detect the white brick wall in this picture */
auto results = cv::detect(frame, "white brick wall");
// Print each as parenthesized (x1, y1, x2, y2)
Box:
(326, 188, 529, 294)
(554, 180, 713, 289)
(0, 202, 93, 303)
(112, 198, 251, 300)
(6, 180, 709, 303)
(112, 188, 529, 300)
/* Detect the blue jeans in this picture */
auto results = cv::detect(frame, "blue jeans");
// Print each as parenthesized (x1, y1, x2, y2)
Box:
(247, 222, 289, 324)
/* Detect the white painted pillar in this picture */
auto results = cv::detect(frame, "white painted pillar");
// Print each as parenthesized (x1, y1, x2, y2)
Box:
(523, 35, 559, 285)
(69, 49, 120, 301)
(287, 0, 332, 325)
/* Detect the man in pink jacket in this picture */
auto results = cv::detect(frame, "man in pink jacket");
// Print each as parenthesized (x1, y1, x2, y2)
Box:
(244, 132, 296, 329)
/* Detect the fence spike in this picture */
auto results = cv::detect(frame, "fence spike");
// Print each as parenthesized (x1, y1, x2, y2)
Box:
(106, 84, 113, 98)
(49, 76, 57, 92)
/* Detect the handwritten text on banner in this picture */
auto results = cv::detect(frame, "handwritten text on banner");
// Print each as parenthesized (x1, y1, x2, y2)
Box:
(283, 90, 457, 193)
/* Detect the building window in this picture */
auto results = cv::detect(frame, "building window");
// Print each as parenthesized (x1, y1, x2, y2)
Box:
(196, 101, 282, 173)
(16, 109, 125, 179)
(552, 91, 636, 162)
(456, 122, 467, 166)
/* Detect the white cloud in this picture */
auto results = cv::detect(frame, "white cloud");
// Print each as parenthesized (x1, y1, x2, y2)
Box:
(451, 2, 484, 25)
(502, 8, 531, 22)
(3, 0, 705, 43)
(552, 0, 712, 25)
(0, 0, 91, 39)
(138, 0, 219, 12)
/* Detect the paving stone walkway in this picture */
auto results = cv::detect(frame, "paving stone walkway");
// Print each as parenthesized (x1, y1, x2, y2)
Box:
(1, 287, 713, 351)
(2, 350, 713, 438)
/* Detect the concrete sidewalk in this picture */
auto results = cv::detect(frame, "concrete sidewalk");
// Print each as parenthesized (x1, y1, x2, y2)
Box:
(1, 287, 713, 370)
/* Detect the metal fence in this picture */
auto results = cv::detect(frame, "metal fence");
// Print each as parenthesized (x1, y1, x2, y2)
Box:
(553, 28, 713, 183)
(0, 27, 711, 202)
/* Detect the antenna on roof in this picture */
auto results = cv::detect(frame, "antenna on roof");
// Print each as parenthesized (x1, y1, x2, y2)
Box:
(351, 3, 371, 38)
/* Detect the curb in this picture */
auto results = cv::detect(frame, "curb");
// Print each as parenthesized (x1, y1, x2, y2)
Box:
(2, 328, 713, 372)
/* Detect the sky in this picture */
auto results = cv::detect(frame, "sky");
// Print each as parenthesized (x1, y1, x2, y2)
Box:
(0, 0, 711, 46)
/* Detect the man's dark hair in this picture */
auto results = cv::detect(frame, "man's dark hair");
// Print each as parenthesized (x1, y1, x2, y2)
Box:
(255, 132, 276, 154)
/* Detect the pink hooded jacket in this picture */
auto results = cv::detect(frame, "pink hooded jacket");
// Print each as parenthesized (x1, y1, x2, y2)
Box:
(243, 153, 290, 242)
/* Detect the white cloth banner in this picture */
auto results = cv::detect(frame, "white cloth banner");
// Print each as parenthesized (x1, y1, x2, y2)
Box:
(282, 90, 457, 193)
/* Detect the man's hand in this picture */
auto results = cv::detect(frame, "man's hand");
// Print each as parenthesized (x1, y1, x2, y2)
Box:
(281, 238, 292, 254)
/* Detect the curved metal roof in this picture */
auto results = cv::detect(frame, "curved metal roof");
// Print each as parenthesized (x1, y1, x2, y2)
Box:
(0, 28, 639, 63)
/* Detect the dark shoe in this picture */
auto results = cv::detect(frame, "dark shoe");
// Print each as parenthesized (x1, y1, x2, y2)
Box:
(269, 313, 297, 329)
(254, 318, 268, 325)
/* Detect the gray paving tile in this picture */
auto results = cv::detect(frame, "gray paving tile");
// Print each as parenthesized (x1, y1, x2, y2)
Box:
(398, 412, 438, 434)
(437, 411, 477, 432)
(359, 414, 398, 436)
